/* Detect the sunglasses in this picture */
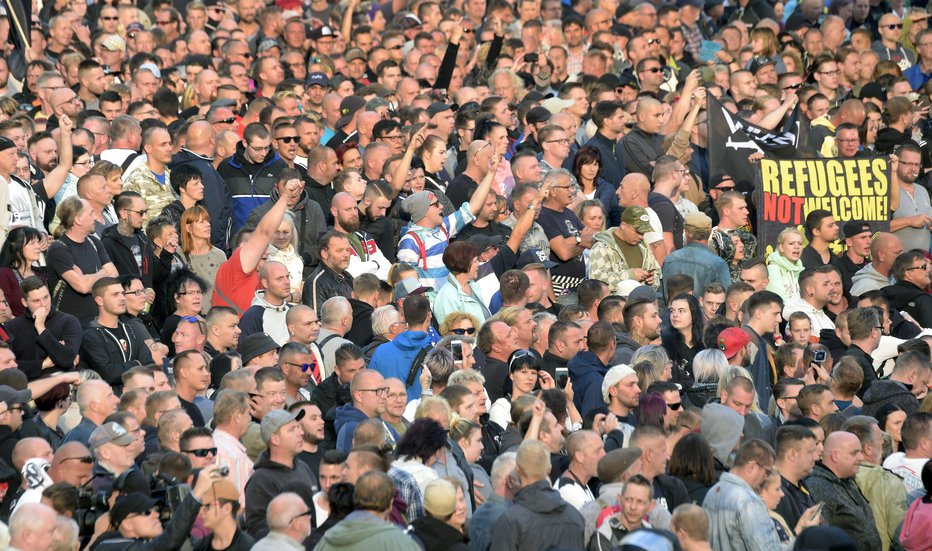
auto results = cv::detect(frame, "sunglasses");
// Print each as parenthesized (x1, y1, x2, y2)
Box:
(508, 349, 535, 370)
(216, 117, 236, 124)
(884, 23, 904, 29)
(101, 15, 119, 20)
(286, 361, 318, 372)
(180, 315, 201, 323)
(182, 447, 217, 458)
(451, 327, 476, 335)
(641, 67, 663, 73)
(276, 136, 299, 143)
(668, 402, 683, 411)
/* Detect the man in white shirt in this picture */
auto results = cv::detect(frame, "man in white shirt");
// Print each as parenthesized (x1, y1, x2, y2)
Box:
(783, 265, 836, 334)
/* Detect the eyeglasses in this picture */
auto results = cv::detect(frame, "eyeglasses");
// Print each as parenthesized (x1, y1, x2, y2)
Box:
(836, 138, 859, 144)
(182, 447, 217, 458)
(290, 510, 312, 522)
(359, 387, 390, 396)
(276, 135, 299, 143)
(754, 461, 774, 477)
(8, 406, 24, 413)
(123, 289, 146, 296)
(884, 23, 904, 29)
(463, 28, 475, 34)
(640, 67, 663, 73)
(907, 263, 929, 271)
(545, 138, 570, 144)
(61, 455, 94, 464)
(451, 327, 476, 335)
(818, 70, 840, 76)
(248, 143, 271, 152)
(215, 117, 237, 124)
(74, 159, 94, 167)
(285, 361, 318, 373)
(430, 201, 441, 208)
(123, 209, 147, 216)
(177, 290, 204, 297)
(379, 134, 404, 141)
(157, 19, 175, 26)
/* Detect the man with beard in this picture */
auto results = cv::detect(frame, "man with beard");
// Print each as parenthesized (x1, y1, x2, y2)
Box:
(302, 232, 354, 314)
(617, 299, 662, 363)
(286, 305, 324, 380)
(783, 266, 836, 334)
(279, 342, 313, 405)
(824, 266, 849, 320)
(890, 144, 932, 252)
(832, 222, 873, 297)
(743, 291, 783, 407)
(291, 400, 327, 475)
(359, 182, 396, 262)
(332, 192, 391, 280)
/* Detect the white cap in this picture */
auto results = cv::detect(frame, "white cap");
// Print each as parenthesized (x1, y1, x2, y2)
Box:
(602, 364, 637, 404)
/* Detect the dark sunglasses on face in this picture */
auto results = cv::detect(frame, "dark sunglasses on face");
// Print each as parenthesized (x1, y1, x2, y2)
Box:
(276, 136, 299, 143)
(451, 327, 476, 335)
(216, 117, 237, 124)
(183, 447, 217, 458)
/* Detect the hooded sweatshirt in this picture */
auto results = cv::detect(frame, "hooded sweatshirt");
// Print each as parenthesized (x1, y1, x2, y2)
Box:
(766, 250, 803, 302)
(850, 263, 893, 298)
(491, 479, 586, 551)
(900, 496, 932, 551)
(369, 331, 432, 401)
(568, 350, 610, 417)
(334, 404, 400, 453)
(700, 403, 744, 469)
(217, 142, 288, 231)
(860, 379, 920, 418)
(243, 452, 319, 538)
(314, 511, 421, 551)
(239, 291, 290, 345)
(882, 280, 932, 329)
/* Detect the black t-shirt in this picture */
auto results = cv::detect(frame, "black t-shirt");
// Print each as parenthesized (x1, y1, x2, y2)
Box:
(447, 172, 479, 206)
(47, 234, 112, 326)
(801, 245, 835, 269)
(179, 395, 206, 427)
(648, 192, 684, 250)
(537, 206, 586, 279)
(297, 448, 326, 477)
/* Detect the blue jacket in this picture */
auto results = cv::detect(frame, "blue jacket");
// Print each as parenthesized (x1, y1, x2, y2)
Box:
(593, 178, 622, 228)
(703, 472, 785, 551)
(369, 331, 432, 401)
(216, 142, 287, 233)
(661, 242, 732, 302)
(568, 351, 609, 417)
(171, 148, 234, 252)
(333, 404, 399, 452)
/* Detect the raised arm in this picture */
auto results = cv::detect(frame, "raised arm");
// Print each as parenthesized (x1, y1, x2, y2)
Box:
(506, 178, 550, 253)
(42, 114, 74, 199)
(239, 181, 297, 273)
(389, 126, 427, 198)
(468, 154, 497, 215)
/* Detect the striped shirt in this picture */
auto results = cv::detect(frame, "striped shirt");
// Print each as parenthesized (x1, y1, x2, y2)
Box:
(397, 202, 475, 291)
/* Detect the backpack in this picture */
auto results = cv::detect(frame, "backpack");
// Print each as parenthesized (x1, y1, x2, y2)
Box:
(404, 226, 449, 271)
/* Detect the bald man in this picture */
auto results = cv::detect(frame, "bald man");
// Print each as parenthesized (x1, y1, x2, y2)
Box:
(621, 96, 666, 177)
(195, 69, 220, 104)
(172, 120, 234, 251)
(239, 261, 292, 344)
(356, 111, 380, 148)
(805, 431, 882, 551)
(47, 442, 94, 488)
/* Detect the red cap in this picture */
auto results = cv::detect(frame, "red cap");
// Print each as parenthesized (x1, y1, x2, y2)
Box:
(718, 327, 750, 359)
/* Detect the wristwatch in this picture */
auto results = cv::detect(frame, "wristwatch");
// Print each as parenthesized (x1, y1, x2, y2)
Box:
(575, 235, 582, 245)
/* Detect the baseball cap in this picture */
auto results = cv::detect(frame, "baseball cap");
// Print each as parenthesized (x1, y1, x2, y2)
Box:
(89, 422, 135, 449)
(676, 0, 703, 7)
(597, 447, 643, 482)
(309, 25, 334, 39)
(619, 528, 682, 551)
(843, 221, 872, 239)
(627, 285, 657, 303)
(125, 22, 144, 33)
(621, 206, 653, 234)
(526, 106, 552, 125)
(602, 364, 637, 404)
(427, 102, 452, 117)
(859, 82, 887, 103)
(258, 38, 281, 53)
(748, 56, 776, 75)
(110, 493, 159, 527)
(101, 35, 126, 51)
(684, 212, 713, 232)
(307, 72, 330, 88)
(260, 408, 306, 445)
(336, 95, 366, 128)
(0, 385, 30, 406)
(202, 479, 240, 505)
(467, 234, 502, 254)
(345, 48, 366, 63)
(423, 478, 457, 517)
(238, 333, 280, 366)
(394, 277, 434, 301)
(517, 249, 558, 269)
(717, 327, 750, 359)
(541, 97, 576, 114)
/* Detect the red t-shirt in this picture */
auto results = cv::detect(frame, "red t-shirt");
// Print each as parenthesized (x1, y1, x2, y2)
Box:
(212, 247, 259, 315)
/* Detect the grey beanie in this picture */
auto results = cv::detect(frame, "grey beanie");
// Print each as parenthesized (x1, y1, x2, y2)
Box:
(701, 403, 745, 468)
(403, 191, 437, 223)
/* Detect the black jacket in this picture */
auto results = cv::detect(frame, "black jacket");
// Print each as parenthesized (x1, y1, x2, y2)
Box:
(311, 373, 351, 449)
(301, 264, 354, 314)
(490, 479, 585, 551)
(243, 452, 320, 538)
(882, 280, 932, 330)
(586, 131, 627, 187)
(860, 379, 921, 418)
(6, 309, 81, 380)
(171, 148, 234, 252)
(91, 492, 203, 551)
(101, 224, 155, 288)
(79, 319, 153, 386)
(539, 350, 569, 380)
(345, 298, 375, 347)
(304, 174, 336, 226)
(408, 516, 469, 551)
(805, 463, 882, 551)
(654, 474, 691, 514)
(481, 357, 510, 403)
(843, 343, 877, 397)
(216, 142, 287, 233)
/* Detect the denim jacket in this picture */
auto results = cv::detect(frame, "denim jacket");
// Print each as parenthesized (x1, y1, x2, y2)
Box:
(703, 472, 789, 551)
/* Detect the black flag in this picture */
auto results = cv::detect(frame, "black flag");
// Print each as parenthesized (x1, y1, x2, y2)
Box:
(707, 95, 815, 192)
(3, 0, 30, 82)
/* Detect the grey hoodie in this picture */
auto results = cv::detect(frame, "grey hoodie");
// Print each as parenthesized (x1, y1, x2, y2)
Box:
(701, 403, 744, 468)
(849, 263, 893, 297)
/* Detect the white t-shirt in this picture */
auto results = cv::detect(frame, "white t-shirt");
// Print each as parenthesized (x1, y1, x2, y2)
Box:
(645, 207, 664, 246)
(882, 452, 928, 493)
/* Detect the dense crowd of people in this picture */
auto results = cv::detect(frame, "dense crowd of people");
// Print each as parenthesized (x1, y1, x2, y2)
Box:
(0, 0, 931, 549)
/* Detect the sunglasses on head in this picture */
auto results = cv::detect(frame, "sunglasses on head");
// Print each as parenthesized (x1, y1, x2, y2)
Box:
(183, 447, 217, 458)
(451, 327, 476, 335)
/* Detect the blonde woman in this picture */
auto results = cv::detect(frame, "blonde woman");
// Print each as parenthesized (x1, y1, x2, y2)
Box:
(179, 205, 226, 312)
(766, 228, 805, 302)
(268, 213, 304, 301)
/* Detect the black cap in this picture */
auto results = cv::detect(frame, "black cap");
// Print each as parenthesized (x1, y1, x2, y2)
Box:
(426, 102, 452, 117)
(0, 385, 30, 406)
(238, 333, 280, 366)
(517, 248, 558, 269)
(526, 106, 552, 125)
(859, 82, 887, 103)
(309, 25, 334, 40)
(843, 221, 872, 239)
(0, 137, 15, 153)
(748, 56, 776, 74)
(110, 493, 159, 527)
(467, 234, 502, 253)
(336, 95, 367, 128)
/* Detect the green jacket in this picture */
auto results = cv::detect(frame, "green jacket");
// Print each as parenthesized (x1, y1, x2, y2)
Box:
(855, 462, 908, 551)
(589, 228, 661, 294)
(766, 251, 803, 302)
(313, 512, 421, 551)
(124, 164, 175, 220)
